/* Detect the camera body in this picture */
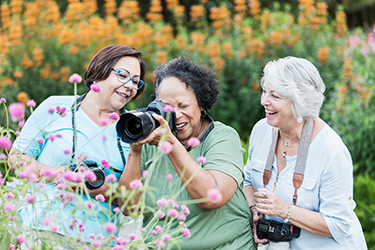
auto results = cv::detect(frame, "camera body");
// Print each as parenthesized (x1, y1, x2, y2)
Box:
(257, 219, 301, 242)
(116, 100, 177, 143)
(69, 160, 105, 190)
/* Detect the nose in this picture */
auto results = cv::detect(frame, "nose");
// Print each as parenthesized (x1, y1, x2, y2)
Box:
(174, 107, 183, 119)
(260, 93, 269, 107)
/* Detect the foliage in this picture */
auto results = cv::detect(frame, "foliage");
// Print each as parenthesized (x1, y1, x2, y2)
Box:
(353, 170, 375, 249)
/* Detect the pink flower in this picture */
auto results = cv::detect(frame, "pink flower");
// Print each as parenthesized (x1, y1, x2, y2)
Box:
(163, 104, 174, 112)
(9, 244, 15, 250)
(62, 192, 75, 205)
(167, 209, 178, 217)
(107, 174, 116, 182)
(130, 179, 143, 189)
(0, 97, 5, 104)
(181, 228, 191, 238)
(154, 210, 165, 218)
(4, 192, 15, 199)
(155, 240, 165, 249)
(88, 233, 96, 239)
(56, 106, 67, 116)
(159, 141, 172, 154)
(50, 225, 59, 232)
(36, 138, 44, 144)
(177, 214, 186, 221)
(99, 118, 110, 126)
(129, 234, 136, 240)
(15, 235, 25, 244)
(9, 102, 25, 122)
(142, 170, 149, 177)
(48, 134, 55, 142)
(40, 169, 58, 179)
(161, 234, 171, 242)
(26, 100, 36, 107)
(113, 207, 120, 212)
(0, 136, 12, 150)
(85, 171, 97, 182)
(92, 241, 101, 247)
(116, 237, 128, 245)
(90, 83, 102, 92)
(18, 119, 25, 128)
(69, 73, 82, 83)
(63, 149, 71, 154)
(48, 108, 54, 114)
(181, 205, 190, 215)
(0, 153, 6, 160)
(101, 159, 110, 169)
(95, 194, 105, 202)
(155, 225, 162, 233)
(25, 194, 36, 203)
(187, 137, 200, 147)
(156, 198, 168, 207)
(207, 188, 223, 203)
(41, 215, 55, 226)
(151, 230, 158, 235)
(166, 174, 173, 180)
(196, 156, 206, 164)
(103, 222, 117, 233)
(86, 202, 94, 208)
(108, 112, 119, 121)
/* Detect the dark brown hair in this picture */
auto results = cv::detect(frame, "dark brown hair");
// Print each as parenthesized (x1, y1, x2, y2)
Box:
(84, 44, 146, 100)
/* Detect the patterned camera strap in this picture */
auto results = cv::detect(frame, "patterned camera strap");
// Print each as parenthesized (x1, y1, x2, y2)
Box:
(263, 118, 313, 207)
(70, 93, 125, 172)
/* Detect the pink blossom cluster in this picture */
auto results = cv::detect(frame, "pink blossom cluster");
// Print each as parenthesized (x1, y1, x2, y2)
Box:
(90, 83, 102, 92)
(9, 102, 25, 122)
(0, 136, 12, 150)
(56, 106, 67, 117)
(129, 179, 143, 189)
(159, 141, 172, 154)
(68, 73, 82, 84)
(108, 112, 119, 121)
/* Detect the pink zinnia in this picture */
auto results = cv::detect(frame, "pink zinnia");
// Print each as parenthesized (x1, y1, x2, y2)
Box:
(159, 141, 172, 154)
(113, 207, 120, 212)
(163, 104, 174, 112)
(155, 225, 162, 233)
(196, 156, 206, 164)
(48, 108, 54, 114)
(63, 149, 71, 154)
(187, 137, 200, 147)
(36, 138, 44, 144)
(18, 119, 25, 128)
(41, 215, 55, 226)
(108, 112, 119, 121)
(15, 235, 25, 244)
(166, 174, 173, 180)
(107, 174, 116, 182)
(156, 198, 168, 207)
(103, 222, 117, 233)
(68, 73, 82, 83)
(8, 244, 15, 250)
(26, 100, 36, 107)
(154, 210, 165, 218)
(129, 234, 136, 240)
(207, 188, 223, 203)
(101, 159, 110, 169)
(90, 83, 102, 92)
(48, 134, 55, 142)
(0, 97, 5, 104)
(99, 118, 110, 126)
(181, 205, 190, 215)
(0, 136, 12, 151)
(115, 237, 128, 245)
(85, 171, 97, 182)
(9, 102, 25, 122)
(142, 170, 149, 177)
(88, 233, 96, 239)
(177, 214, 186, 221)
(167, 209, 178, 217)
(181, 228, 191, 238)
(155, 240, 165, 249)
(161, 234, 171, 242)
(130, 179, 143, 189)
(25, 194, 36, 203)
(4, 192, 15, 199)
(95, 194, 105, 202)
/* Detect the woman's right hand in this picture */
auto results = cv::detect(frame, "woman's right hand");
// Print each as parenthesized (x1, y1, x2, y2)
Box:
(251, 209, 270, 245)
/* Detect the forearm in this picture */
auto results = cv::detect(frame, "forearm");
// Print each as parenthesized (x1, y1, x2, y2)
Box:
(288, 205, 332, 237)
(244, 185, 256, 206)
(168, 141, 236, 210)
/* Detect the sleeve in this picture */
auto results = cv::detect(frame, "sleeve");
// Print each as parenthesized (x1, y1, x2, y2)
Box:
(243, 135, 254, 187)
(319, 145, 355, 244)
(203, 125, 245, 186)
(13, 97, 54, 158)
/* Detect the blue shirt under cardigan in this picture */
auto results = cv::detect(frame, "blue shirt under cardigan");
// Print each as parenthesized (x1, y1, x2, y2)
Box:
(14, 96, 130, 242)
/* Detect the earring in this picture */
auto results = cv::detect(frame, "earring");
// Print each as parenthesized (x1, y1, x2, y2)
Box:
(201, 110, 207, 117)
(296, 116, 303, 123)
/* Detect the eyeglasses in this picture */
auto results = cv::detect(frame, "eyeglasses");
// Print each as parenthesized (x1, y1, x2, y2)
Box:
(112, 68, 145, 90)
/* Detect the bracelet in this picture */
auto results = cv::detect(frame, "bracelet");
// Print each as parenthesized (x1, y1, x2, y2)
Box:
(249, 203, 256, 211)
(284, 203, 292, 223)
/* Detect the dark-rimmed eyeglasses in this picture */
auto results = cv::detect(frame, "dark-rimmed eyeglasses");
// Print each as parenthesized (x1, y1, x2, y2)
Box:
(112, 68, 144, 90)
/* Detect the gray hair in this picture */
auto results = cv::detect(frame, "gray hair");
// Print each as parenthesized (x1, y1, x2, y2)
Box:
(260, 56, 326, 119)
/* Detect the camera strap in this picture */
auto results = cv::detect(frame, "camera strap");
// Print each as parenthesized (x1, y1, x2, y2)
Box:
(262, 118, 314, 205)
(70, 93, 126, 172)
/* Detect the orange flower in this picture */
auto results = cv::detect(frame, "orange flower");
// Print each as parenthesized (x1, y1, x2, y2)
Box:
(336, 11, 347, 36)
(190, 5, 205, 22)
(251, 83, 261, 93)
(13, 71, 24, 78)
(317, 47, 329, 64)
(156, 51, 168, 64)
(33, 48, 44, 64)
(17, 92, 29, 105)
(69, 46, 80, 55)
(222, 42, 233, 59)
(249, 0, 261, 20)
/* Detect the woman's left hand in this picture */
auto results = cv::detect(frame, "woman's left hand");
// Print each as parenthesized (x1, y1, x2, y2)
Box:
(254, 188, 289, 219)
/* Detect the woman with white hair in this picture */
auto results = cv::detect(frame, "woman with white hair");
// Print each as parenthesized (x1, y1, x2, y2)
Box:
(244, 56, 367, 249)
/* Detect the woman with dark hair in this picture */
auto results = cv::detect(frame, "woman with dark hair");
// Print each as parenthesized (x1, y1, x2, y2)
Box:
(119, 57, 256, 249)
(9, 44, 146, 246)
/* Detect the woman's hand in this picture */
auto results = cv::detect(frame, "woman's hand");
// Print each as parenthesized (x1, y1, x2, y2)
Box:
(254, 188, 289, 220)
(251, 207, 270, 245)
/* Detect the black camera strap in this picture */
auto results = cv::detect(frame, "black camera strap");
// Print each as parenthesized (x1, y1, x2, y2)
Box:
(263, 118, 314, 206)
(70, 93, 125, 172)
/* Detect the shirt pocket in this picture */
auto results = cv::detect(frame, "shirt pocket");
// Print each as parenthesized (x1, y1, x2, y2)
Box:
(287, 173, 319, 210)
(249, 156, 267, 190)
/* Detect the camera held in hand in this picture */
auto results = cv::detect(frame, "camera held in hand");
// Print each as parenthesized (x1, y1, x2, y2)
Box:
(69, 160, 105, 190)
(116, 100, 177, 143)
(257, 219, 301, 242)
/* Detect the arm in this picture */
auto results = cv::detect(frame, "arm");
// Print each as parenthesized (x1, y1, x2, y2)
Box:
(126, 114, 238, 210)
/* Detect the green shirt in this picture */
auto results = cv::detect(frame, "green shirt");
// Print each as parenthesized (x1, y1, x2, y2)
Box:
(141, 121, 256, 250)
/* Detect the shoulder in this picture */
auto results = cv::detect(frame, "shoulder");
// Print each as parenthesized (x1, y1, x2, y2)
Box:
(315, 121, 349, 155)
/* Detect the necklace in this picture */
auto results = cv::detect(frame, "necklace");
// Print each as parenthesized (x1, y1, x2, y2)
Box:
(279, 132, 300, 158)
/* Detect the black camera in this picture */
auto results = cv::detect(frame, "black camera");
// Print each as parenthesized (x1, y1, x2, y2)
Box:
(69, 160, 105, 190)
(257, 219, 301, 242)
(116, 100, 177, 143)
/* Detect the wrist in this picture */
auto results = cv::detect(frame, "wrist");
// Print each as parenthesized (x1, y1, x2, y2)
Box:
(283, 203, 292, 223)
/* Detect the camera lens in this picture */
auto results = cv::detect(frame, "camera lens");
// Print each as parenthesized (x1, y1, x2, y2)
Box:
(117, 112, 158, 143)
(124, 116, 143, 140)
(86, 167, 105, 190)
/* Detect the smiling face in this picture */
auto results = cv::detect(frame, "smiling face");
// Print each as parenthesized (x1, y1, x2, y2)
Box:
(95, 56, 140, 112)
(261, 79, 296, 130)
(158, 76, 205, 144)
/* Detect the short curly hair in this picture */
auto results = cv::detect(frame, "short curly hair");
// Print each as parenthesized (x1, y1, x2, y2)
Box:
(153, 57, 219, 112)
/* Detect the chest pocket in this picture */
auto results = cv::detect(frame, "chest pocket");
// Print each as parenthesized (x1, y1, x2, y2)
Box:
(287, 173, 318, 210)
